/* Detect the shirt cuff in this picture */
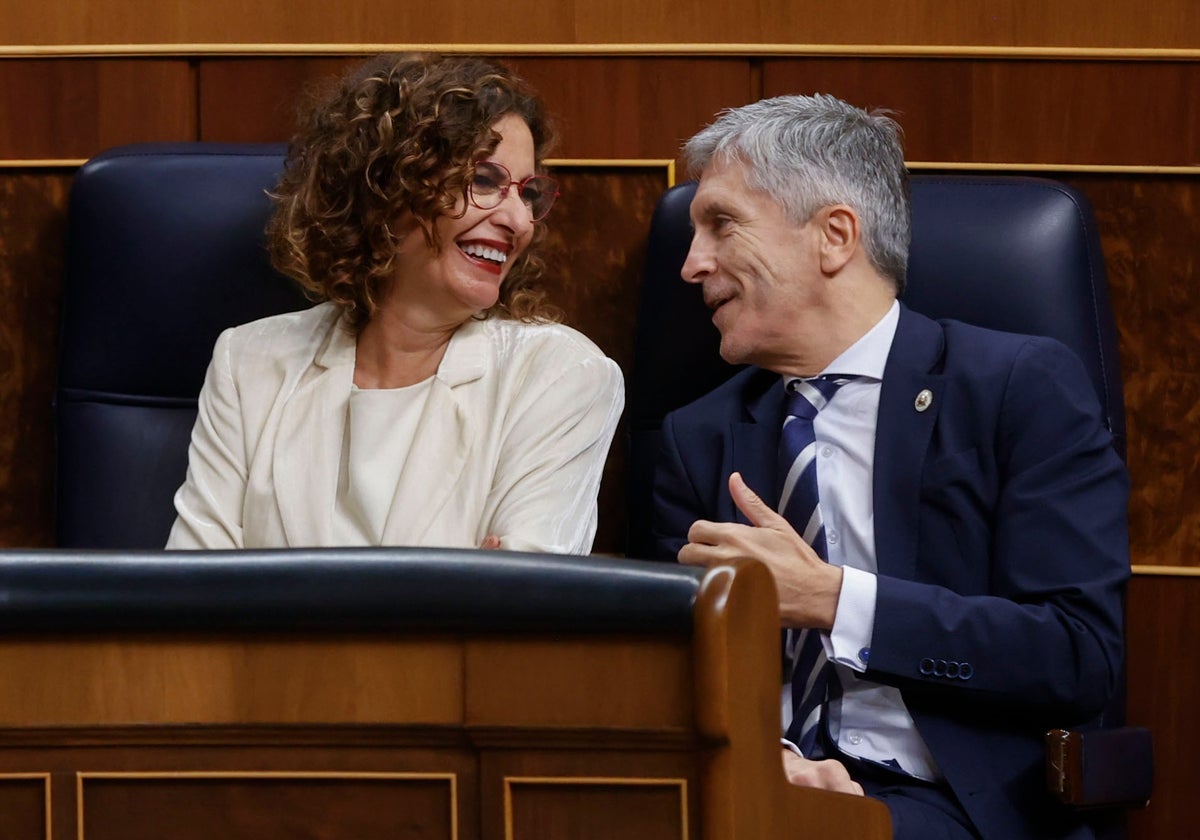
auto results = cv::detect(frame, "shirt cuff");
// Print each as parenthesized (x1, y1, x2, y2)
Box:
(823, 566, 876, 672)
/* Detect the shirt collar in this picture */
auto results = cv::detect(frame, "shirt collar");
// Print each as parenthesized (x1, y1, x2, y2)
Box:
(782, 299, 899, 389)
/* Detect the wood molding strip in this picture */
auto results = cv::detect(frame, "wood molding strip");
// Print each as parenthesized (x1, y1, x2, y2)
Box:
(1131, 565, 1200, 578)
(6, 158, 1197, 177)
(0, 773, 51, 840)
(908, 161, 1200, 175)
(1, 43, 1199, 61)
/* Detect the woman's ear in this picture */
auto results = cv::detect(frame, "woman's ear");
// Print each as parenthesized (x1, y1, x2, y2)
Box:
(817, 204, 860, 274)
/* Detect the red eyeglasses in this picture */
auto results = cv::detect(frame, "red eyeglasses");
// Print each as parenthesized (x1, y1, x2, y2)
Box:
(468, 160, 560, 221)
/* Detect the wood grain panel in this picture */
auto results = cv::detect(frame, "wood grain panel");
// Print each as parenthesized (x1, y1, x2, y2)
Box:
(198, 57, 361, 142)
(0, 639, 463, 725)
(197, 56, 753, 169)
(574, 0, 1200, 49)
(507, 58, 753, 166)
(763, 58, 1200, 167)
(506, 778, 685, 840)
(0, 171, 69, 549)
(1060, 175, 1200, 569)
(0, 60, 195, 159)
(480, 751, 699, 840)
(79, 774, 454, 840)
(542, 166, 669, 553)
(0, 776, 46, 840)
(1125, 573, 1200, 840)
(465, 638, 692, 730)
(2, 0, 1199, 49)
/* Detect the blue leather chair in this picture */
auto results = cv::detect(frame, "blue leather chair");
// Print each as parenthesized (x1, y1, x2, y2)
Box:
(626, 176, 1150, 835)
(57, 143, 307, 548)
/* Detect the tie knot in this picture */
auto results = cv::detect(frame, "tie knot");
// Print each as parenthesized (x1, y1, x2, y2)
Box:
(784, 375, 852, 419)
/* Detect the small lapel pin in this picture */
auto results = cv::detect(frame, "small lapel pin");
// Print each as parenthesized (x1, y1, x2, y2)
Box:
(914, 389, 933, 412)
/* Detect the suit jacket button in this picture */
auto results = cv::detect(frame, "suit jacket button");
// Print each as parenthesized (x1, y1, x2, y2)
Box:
(933, 659, 948, 677)
(958, 662, 974, 680)
(919, 657, 935, 675)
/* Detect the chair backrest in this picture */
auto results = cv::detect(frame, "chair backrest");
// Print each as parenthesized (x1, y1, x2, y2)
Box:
(57, 143, 308, 548)
(627, 175, 1125, 560)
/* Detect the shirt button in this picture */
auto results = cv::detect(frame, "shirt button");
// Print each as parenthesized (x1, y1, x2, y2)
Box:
(827, 531, 839, 546)
(847, 733, 862, 746)
(821, 446, 834, 458)
(858, 647, 870, 663)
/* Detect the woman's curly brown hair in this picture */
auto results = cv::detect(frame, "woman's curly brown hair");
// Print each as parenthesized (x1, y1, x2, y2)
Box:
(267, 53, 560, 330)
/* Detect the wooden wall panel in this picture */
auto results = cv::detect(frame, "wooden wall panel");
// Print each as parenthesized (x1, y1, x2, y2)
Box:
(764, 58, 1200, 166)
(0, 60, 195, 160)
(507, 58, 753, 164)
(1062, 175, 1200, 568)
(0, 172, 69, 548)
(2, 0, 1199, 49)
(198, 56, 754, 171)
(541, 166, 670, 553)
(80, 775, 455, 840)
(507, 780, 686, 840)
(198, 57, 359, 142)
(0, 777, 45, 840)
(1126, 573, 1200, 840)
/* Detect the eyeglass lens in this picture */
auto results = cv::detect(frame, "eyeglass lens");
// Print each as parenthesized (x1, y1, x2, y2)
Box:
(470, 161, 559, 221)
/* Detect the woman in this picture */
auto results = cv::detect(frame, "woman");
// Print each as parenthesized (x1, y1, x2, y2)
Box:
(167, 53, 623, 553)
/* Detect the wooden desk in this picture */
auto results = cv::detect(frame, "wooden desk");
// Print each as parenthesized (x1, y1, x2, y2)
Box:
(0, 550, 891, 839)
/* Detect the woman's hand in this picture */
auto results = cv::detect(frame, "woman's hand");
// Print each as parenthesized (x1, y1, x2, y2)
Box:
(480, 535, 501, 550)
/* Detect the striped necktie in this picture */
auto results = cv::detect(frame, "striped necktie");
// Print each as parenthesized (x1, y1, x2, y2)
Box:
(779, 375, 851, 756)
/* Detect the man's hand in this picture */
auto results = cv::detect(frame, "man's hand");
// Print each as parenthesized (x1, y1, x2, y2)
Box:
(677, 472, 843, 629)
(781, 748, 864, 796)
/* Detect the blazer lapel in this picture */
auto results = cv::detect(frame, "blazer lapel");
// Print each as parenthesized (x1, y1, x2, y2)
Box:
(731, 371, 785, 523)
(873, 306, 946, 581)
(273, 314, 356, 547)
(379, 319, 487, 545)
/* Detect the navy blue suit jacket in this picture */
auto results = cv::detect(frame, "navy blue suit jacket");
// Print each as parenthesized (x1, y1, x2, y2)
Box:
(652, 305, 1130, 840)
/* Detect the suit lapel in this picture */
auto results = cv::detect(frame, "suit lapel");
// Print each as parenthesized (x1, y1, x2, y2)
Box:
(273, 314, 355, 546)
(873, 306, 946, 581)
(730, 371, 785, 523)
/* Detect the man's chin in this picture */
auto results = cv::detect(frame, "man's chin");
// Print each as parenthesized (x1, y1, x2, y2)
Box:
(717, 335, 751, 366)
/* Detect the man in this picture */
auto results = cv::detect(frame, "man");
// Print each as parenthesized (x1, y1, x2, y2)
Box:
(653, 94, 1129, 839)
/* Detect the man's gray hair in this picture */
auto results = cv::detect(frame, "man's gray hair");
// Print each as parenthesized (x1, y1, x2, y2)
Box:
(684, 94, 910, 292)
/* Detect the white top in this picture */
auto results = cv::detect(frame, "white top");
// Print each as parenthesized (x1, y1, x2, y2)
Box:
(167, 302, 624, 553)
(782, 300, 942, 782)
(333, 380, 434, 544)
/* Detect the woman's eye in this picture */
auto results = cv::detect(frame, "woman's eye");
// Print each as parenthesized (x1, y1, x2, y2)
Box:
(473, 173, 501, 192)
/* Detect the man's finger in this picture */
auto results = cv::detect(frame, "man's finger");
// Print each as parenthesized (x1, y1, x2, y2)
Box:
(678, 541, 726, 568)
(729, 472, 790, 530)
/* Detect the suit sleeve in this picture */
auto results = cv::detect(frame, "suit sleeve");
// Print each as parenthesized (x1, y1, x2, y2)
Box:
(651, 412, 710, 561)
(868, 338, 1129, 725)
(485, 353, 624, 554)
(165, 328, 247, 549)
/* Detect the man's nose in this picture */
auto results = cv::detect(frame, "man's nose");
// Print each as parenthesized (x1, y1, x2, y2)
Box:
(681, 235, 712, 284)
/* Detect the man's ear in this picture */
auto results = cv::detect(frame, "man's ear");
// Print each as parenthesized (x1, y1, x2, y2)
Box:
(817, 205, 860, 274)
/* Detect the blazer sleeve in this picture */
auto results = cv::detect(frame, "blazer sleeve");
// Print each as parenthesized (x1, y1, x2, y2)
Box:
(651, 411, 710, 561)
(165, 328, 247, 549)
(485, 353, 624, 554)
(868, 338, 1129, 725)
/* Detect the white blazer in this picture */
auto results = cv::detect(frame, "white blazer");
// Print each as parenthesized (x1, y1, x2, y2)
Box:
(167, 303, 624, 553)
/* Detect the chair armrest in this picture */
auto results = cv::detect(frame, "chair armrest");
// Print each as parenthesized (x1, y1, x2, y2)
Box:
(1046, 727, 1153, 808)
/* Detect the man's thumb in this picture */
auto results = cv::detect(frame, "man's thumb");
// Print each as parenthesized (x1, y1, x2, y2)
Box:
(729, 472, 785, 529)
